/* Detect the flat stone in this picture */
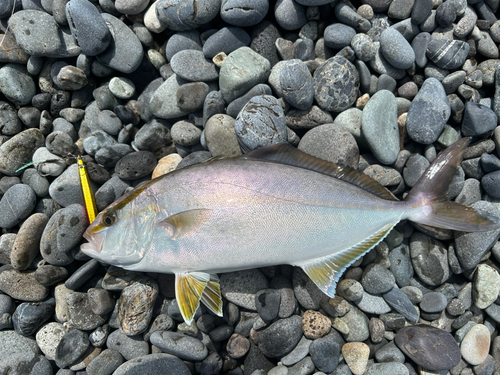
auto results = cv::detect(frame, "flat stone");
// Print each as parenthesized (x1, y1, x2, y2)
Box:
(203, 26, 251, 59)
(106, 329, 149, 361)
(0, 129, 45, 176)
(461, 324, 490, 366)
(150, 74, 190, 119)
(0, 330, 40, 361)
(395, 324, 461, 371)
(0, 268, 48, 301)
(380, 28, 415, 69)
(171, 50, 218, 82)
(55, 329, 90, 369)
(382, 287, 418, 322)
(342, 304, 370, 342)
(310, 333, 341, 373)
(0, 64, 36, 106)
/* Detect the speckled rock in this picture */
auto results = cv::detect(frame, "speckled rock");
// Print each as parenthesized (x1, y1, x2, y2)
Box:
(473, 264, 500, 309)
(0, 269, 49, 302)
(313, 56, 359, 112)
(302, 310, 331, 339)
(35, 322, 65, 361)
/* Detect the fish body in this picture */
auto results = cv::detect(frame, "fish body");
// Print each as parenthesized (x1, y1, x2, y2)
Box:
(81, 139, 500, 323)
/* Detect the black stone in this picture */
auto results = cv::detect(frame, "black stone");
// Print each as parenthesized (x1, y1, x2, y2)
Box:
(55, 329, 91, 369)
(115, 151, 157, 180)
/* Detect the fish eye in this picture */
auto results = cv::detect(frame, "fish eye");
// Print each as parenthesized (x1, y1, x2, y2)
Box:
(102, 209, 117, 227)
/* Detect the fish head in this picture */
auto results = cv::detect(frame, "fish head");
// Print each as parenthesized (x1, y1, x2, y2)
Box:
(81, 188, 158, 268)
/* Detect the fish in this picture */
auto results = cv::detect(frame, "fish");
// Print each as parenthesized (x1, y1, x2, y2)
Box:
(81, 138, 500, 324)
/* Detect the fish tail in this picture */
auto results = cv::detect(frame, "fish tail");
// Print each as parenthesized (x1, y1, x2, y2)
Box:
(405, 137, 500, 231)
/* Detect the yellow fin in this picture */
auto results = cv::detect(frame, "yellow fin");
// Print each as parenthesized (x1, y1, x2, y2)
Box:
(200, 274, 223, 317)
(175, 272, 209, 325)
(160, 209, 212, 240)
(298, 223, 396, 297)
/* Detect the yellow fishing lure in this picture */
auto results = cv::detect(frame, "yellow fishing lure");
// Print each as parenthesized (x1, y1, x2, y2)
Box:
(77, 156, 97, 224)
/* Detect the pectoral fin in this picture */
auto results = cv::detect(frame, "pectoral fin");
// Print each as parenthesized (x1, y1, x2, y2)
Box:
(298, 223, 396, 297)
(160, 209, 212, 240)
(175, 272, 223, 324)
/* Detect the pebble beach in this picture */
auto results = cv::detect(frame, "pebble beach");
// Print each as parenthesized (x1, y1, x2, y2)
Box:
(1, 0, 500, 374)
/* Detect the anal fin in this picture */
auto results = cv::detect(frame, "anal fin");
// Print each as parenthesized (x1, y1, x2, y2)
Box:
(175, 272, 223, 325)
(298, 223, 396, 298)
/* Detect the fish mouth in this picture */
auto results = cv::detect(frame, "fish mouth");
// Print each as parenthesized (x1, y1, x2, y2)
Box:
(81, 231, 104, 254)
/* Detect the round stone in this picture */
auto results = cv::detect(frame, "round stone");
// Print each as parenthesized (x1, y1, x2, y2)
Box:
(342, 342, 370, 375)
(203, 26, 251, 59)
(461, 324, 490, 366)
(234, 95, 287, 152)
(426, 39, 470, 69)
(0, 184, 37, 229)
(313, 56, 359, 112)
(473, 264, 500, 309)
(324, 23, 356, 49)
(204, 114, 242, 158)
(115, 151, 157, 180)
(109, 77, 135, 99)
(226, 333, 250, 359)
(0, 128, 45, 176)
(379, 28, 415, 70)
(298, 123, 359, 168)
(55, 329, 90, 369)
(302, 310, 331, 339)
(255, 315, 303, 358)
(420, 291, 448, 313)
(106, 329, 149, 361)
(155, 0, 219, 31)
(309, 333, 341, 373)
(361, 264, 395, 294)
(0, 64, 36, 106)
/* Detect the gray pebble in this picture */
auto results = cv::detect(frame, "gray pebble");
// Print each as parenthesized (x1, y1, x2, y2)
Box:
(96, 14, 143, 74)
(219, 47, 271, 103)
(342, 304, 370, 342)
(375, 341, 405, 363)
(0, 330, 40, 360)
(461, 102, 497, 137)
(234, 94, 287, 152)
(356, 291, 391, 314)
(227, 84, 272, 118)
(150, 331, 207, 361)
(171, 50, 218, 82)
(361, 90, 399, 165)
(150, 74, 191, 119)
(292, 267, 324, 310)
(132, 120, 171, 153)
(0, 107, 22, 136)
(203, 26, 251, 59)
(12, 299, 54, 336)
(176, 82, 210, 112)
(165, 30, 202, 61)
(112, 353, 191, 375)
(34, 264, 69, 286)
(98, 110, 122, 136)
(298, 122, 359, 169)
(155, 0, 219, 31)
(383, 287, 418, 322)
(10, 213, 48, 270)
(410, 232, 450, 286)
(0, 129, 45, 176)
(310, 333, 341, 372)
(65, 290, 108, 330)
(426, 39, 470, 69)
(220, 0, 268, 26)
(335, 2, 371, 32)
(255, 289, 281, 323)
(49, 164, 89, 207)
(0, 184, 37, 229)
(274, 0, 307, 31)
(106, 329, 149, 361)
(55, 329, 90, 369)
(361, 264, 395, 294)
(380, 28, 415, 70)
(86, 349, 124, 375)
(65, 0, 111, 56)
(389, 243, 413, 287)
(255, 315, 303, 358)
(280, 59, 314, 110)
(324, 23, 356, 49)
(403, 154, 430, 187)
(65, 259, 100, 290)
(369, 43, 406, 80)
(0, 352, 52, 375)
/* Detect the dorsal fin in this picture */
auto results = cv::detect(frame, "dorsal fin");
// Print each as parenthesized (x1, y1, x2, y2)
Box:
(243, 143, 398, 201)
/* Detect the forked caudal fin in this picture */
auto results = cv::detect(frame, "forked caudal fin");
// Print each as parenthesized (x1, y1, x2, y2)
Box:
(405, 137, 500, 231)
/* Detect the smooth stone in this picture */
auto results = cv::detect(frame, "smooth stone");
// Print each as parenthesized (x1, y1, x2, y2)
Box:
(65, 0, 111, 56)
(108, 77, 135, 99)
(255, 289, 280, 323)
(426, 39, 470, 69)
(335, 2, 371, 32)
(351, 33, 376, 62)
(106, 329, 149, 361)
(226, 83, 272, 118)
(150, 74, 190, 119)
(375, 341, 405, 363)
(94, 176, 130, 211)
(461, 102, 497, 137)
(35, 322, 65, 360)
(483, 171, 500, 199)
(86, 349, 124, 375)
(226, 333, 250, 359)
(220, 0, 268, 26)
(0, 184, 37, 229)
(406, 77, 450, 144)
(115, 151, 157, 180)
(461, 324, 490, 366)
(361, 90, 399, 165)
(171, 50, 218, 82)
(45, 131, 76, 156)
(83, 130, 116, 157)
(87, 288, 115, 316)
(64, 259, 99, 290)
(0, 32, 29, 64)
(176, 82, 210, 112)
(310, 334, 341, 373)
(382, 287, 419, 322)
(389, 243, 413, 287)
(313, 56, 359, 112)
(280, 59, 314, 110)
(369, 43, 406, 80)
(150, 331, 207, 361)
(155, 0, 219, 31)
(0, 129, 45, 176)
(355, 291, 392, 315)
(203, 26, 251, 59)
(10, 213, 48, 270)
(234, 94, 287, 152)
(298, 123, 359, 168)
(117, 279, 158, 336)
(152, 154, 183, 178)
(361, 264, 395, 294)
(395, 325, 461, 371)
(281, 336, 311, 366)
(96, 14, 143, 73)
(341, 304, 370, 342)
(55, 329, 90, 369)
(420, 291, 448, 313)
(255, 315, 303, 358)
(112, 353, 190, 375)
(0, 64, 36, 106)
(35, 265, 68, 286)
(380, 28, 415, 69)
(274, 0, 307, 31)
(342, 342, 370, 375)
(410, 231, 450, 286)
(220, 269, 269, 310)
(164, 30, 202, 61)
(219, 47, 271, 103)
(9, 10, 80, 57)
(22, 169, 50, 197)
(324, 23, 356, 49)
(132, 120, 171, 153)
(454, 201, 500, 270)
(473, 264, 500, 309)
(365, 362, 410, 375)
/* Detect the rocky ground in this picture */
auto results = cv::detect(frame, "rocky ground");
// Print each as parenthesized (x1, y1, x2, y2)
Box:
(0, 0, 500, 374)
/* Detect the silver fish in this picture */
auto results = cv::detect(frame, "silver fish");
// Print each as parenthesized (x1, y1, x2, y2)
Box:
(81, 138, 500, 324)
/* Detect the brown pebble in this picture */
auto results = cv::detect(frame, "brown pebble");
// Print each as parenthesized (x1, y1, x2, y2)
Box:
(302, 310, 331, 339)
(11, 213, 49, 270)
